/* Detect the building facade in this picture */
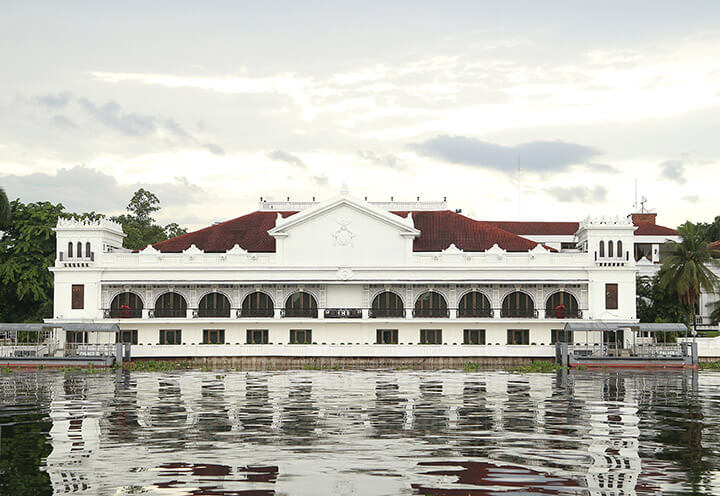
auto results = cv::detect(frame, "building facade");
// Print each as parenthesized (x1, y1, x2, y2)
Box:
(48, 189, 686, 357)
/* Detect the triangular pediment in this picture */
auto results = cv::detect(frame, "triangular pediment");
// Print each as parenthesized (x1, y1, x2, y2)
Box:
(268, 193, 420, 238)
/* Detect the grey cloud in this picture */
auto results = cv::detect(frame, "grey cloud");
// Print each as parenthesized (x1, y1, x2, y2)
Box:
(586, 162, 619, 174)
(267, 150, 305, 167)
(52, 115, 78, 129)
(659, 160, 686, 184)
(411, 135, 601, 173)
(312, 175, 329, 187)
(0, 165, 202, 215)
(682, 194, 700, 203)
(358, 150, 404, 169)
(77, 98, 159, 137)
(203, 143, 225, 155)
(544, 185, 608, 203)
(36, 91, 72, 108)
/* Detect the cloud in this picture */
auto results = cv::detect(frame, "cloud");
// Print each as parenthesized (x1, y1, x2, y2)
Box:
(0, 165, 202, 215)
(544, 185, 608, 203)
(203, 143, 225, 156)
(659, 160, 686, 184)
(35, 92, 72, 108)
(267, 150, 305, 167)
(682, 194, 700, 203)
(77, 98, 163, 137)
(312, 175, 329, 187)
(411, 135, 601, 173)
(51, 115, 78, 129)
(357, 150, 404, 169)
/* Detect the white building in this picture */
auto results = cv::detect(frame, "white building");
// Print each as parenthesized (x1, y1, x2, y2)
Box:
(47, 188, 686, 358)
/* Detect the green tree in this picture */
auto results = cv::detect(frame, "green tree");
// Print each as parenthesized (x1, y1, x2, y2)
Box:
(0, 186, 10, 227)
(658, 222, 720, 333)
(0, 200, 65, 322)
(111, 188, 187, 249)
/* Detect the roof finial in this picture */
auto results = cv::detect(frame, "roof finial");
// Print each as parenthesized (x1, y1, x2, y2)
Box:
(340, 183, 349, 195)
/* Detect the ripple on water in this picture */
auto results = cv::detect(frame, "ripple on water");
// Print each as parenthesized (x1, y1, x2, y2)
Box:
(1, 369, 719, 495)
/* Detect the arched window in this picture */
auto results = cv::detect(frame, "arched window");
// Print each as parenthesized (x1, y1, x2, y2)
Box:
(599, 241, 605, 258)
(155, 292, 187, 318)
(110, 292, 143, 318)
(617, 240, 623, 259)
(284, 292, 317, 318)
(501, 291, 535, 318)
(77, 241, 82, 258)
(85, 242, 91, 258)
(68, 242, 73, 258)
(242, 291, 274, 317)
(608, 240, 614, 258)
(458, 291, 492, 318)
(198, 292, 231, 318)
(370, 291, 404, 318)
(413, 291, 448, 318)
(545, 291, 580, 318)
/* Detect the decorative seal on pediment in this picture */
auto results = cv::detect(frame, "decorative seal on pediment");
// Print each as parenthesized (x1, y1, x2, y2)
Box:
(332, 219, 355, 247)
(337, 267, 353, 280)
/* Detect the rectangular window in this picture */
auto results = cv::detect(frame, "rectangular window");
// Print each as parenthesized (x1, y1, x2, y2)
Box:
(420, 329, 442, 344)
(376, 329, 398, 344)
(246, 329, 268, 344)
(66, 331, 87, 344)
(560, 242, 576, 250)
(71, 284, 84, 309)
(463, 329, 486, 345)
(605, 283, 619, 310)
(507, 329, 530, 345)
(159, 329, 182, 345)
(289, 329, 312, 344)
(634, 243, 652, 262)
(117, 330, 138, 345)
(551, 329, 573, 344)
(203, 329, 225, 344)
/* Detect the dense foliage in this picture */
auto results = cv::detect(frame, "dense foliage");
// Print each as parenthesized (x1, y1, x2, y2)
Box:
(0, 188, 187, 322)
(0, 186, 9, 227)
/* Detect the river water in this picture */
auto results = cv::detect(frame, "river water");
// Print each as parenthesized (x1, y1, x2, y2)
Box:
(1, 369, 719, 495)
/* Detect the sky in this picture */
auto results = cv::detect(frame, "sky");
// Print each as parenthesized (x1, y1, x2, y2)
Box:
(1, 0, 719, 230)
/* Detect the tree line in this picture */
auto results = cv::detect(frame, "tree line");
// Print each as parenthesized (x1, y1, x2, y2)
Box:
(0, 187, 186, 322)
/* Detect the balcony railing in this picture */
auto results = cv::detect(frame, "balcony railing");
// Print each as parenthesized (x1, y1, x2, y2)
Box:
(281, 308, 318, 318)
(457, 308, 494, 318)
(238, 308, 275, 318)
(544, 309, 583, 319)
(152, 308, 187, 318)
(104, 308, 142, 319)
(500, 308, 539, 318)
(324, 308, 363, 319)
(369, 307, 405, 318)
(412, 308, 450, 318)
(196, 308, 232, 318)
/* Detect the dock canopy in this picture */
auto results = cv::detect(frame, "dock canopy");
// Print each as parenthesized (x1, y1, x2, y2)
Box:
(0, 323, 121, 333)
(563, 322, 688, 332)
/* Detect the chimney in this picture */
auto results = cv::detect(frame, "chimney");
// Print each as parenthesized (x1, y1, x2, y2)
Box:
(630, 212, 657, 224)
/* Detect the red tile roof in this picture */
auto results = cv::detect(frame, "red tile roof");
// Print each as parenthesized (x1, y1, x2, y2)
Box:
(488, 221, 579, 236)
(151, 209, 678, 254)
(152, 210, 546, 253)
(391, 210, 546, 252)
(710, 240, 720, 250)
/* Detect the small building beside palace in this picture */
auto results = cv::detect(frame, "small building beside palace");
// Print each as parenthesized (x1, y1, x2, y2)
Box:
(47, 187, 693, 359)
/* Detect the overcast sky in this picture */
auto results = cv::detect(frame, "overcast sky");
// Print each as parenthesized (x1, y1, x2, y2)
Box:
(1, 1, 719, 230)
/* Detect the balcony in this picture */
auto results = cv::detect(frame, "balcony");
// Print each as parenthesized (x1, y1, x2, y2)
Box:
(544, 309, 583, 319)
(196, 308, 231, 318)
(104, 308, 142, 319)
(238, 308, 275, 318)
(412, 308, 450, 318)
(457, 308, 494, 318)
(152, 308, 187, 318)
(281, 308, 318, 318)
(369, 307, 405, 318)
(500, 308, 538, 318)
(324, 308, 363, 319)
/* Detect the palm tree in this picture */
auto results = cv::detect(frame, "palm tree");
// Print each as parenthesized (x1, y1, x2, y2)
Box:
(659, 222, 720, 336)
(0, 186, 9, 228)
